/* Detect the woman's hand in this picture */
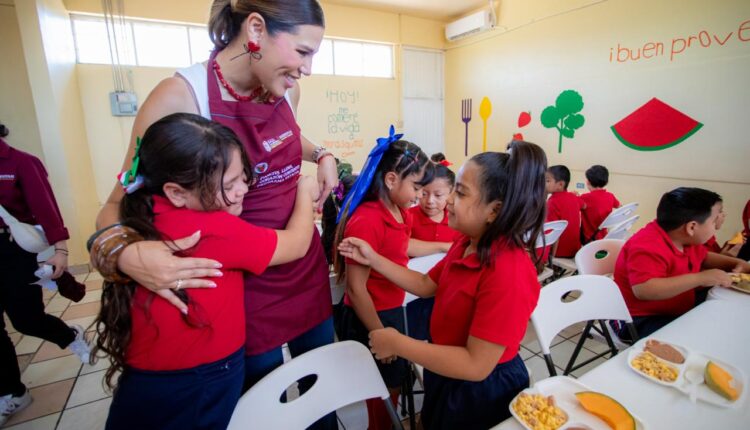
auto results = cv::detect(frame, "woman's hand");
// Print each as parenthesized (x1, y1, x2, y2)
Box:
(45, 251, 68, 279)
(316, 154, 338, 213)
(118, 231, 223, 313)
(338, 237, 377, 266)
(369, 327, 402, 362)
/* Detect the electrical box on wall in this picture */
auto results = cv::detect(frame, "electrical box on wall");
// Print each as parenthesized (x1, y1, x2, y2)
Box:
(109, 91, 138, 116)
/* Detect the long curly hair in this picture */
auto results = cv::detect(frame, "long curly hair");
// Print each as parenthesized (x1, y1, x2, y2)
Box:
(93, 113, 253, 389)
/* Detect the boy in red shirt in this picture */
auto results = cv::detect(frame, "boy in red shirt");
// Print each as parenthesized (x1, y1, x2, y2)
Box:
(614, 187, 750, 340)
(545, 165, 584, 257)
(580, 165, 621, 243)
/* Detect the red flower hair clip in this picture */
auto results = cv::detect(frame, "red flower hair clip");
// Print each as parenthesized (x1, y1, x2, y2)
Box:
(438, 160, 452, 167)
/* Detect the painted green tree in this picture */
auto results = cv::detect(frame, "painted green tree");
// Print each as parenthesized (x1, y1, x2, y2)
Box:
(541, 90, 585, 153)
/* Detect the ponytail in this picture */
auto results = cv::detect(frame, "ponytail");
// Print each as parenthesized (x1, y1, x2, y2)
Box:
(472, 142, 547, 267)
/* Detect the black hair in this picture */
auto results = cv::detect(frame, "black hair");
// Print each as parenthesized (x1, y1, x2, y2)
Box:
(432, 163, 455, 188)
(209, 0, 325, 48)
(333, 140, 434, 280)
(322, 173, 357, 265)
(586, 165, 609, 188)
(470, 141, 548, 267)
(0, 123, 8, 138)
(93, 113, 253, 390)
(430, 152, 446, 163)
(547, 165, 571, 189)
(656, 187, 723, 232)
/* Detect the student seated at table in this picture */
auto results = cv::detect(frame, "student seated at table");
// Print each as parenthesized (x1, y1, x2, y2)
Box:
(545, 165, 584, 258)
(739, 199, 750, 260)
(704, 199, 745, 257)
(614, 187, 750, 341)
(580, 165, 620, 243)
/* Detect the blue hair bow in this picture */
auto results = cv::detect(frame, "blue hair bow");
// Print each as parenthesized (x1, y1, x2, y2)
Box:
(336, 125, 403, 224)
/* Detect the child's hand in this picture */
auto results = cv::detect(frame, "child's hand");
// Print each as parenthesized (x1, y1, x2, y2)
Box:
(338, 237, 377, 266)
(369, 327, 401, 362)
(700, 269, 733, 288)
(297, 175, 320, 202)
(731, 261, 750, 274)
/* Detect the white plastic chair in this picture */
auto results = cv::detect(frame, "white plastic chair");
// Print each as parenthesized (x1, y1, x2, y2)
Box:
(534, 221, 568, 283)
(530, 275, 638, 376)
(574, 239, 625, 276)
(228, 341, 404, 430)
(604, 215, 640, 240)
(587, 202, 638, 242)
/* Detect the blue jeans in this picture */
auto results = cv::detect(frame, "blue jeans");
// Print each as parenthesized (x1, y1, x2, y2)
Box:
(243, 317, 337, 430)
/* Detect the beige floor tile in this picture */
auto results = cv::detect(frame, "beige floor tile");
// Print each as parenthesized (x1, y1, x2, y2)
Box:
(31, 341, 73, 363)
(81, 355, 111, 375)
(77, 271, 103, 284)
(524, 355, 562, 382)
(519, 345, 536, 360)
(77, 288, 103, 304)
(10, 331, 22, 346)
(61, 302, 101, 321)
(559, 321, 587, 339)
(21, 355, 82, 388)
(15, 336, 44, 355)
(85, 279, 104, 292)
(17, 354, 34, 374)
(4, 412, 60, 430)
(42, 289, 57, 301)
(3, 379, 74, 427)
(44, 296, 71, 314)
(66, 369, 113, 408)
(61, 315, 97, 332)
(549, 339, 598, 373)
(5, 314, 17, 334)
(57, 397, 112, 430)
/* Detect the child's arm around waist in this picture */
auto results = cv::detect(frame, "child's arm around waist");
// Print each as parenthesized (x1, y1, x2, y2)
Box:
(339, 237, 437, 297)
(268, 176, 317, 266)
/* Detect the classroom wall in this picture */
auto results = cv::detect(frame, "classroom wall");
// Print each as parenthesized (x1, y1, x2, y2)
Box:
(0, 0, 44, 159)
(66, 0, 445, 204)
(443, 0, 750, 242)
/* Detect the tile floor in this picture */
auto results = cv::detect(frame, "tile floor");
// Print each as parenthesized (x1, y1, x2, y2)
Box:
(5, 271, 613, 430)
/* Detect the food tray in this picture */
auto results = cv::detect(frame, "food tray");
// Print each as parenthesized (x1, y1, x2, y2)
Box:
(626, 338, 744, 407)
(509, 375, 645, 430)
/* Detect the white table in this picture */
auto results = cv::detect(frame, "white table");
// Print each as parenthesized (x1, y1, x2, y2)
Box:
(708, 285, 750, 305)
(404, 253, 445, 305)
(493, 300, 750, 429)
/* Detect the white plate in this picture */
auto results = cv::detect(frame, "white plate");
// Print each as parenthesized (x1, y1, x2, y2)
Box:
(627, 338, 745, 408)
(509, 375, 645, 430)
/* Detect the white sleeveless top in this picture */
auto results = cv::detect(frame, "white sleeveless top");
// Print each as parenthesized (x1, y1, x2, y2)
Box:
(175, 63, 293, 119)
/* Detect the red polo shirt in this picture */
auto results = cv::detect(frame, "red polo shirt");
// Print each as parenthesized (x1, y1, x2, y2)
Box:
(580, 189, 620, 242)
(428, 236, 540, 363)
(344, 200, 411, 311)
(614, 220, 707, 317)
(704, 236, 721, 253)
(408, 206, 460, 243)
(0, 138, 69, 244)
(126, 196, 278, 371)
(547, 191, 584, 257)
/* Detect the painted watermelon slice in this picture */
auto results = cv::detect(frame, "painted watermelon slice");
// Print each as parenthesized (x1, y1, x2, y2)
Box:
(611, 98, 703, 151)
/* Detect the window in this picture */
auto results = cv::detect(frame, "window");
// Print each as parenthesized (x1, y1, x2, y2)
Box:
(313, 38, 394, 78)
(71, 14, 394, 78)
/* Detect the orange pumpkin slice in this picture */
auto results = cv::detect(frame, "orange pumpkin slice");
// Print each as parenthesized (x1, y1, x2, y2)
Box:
(575, 391, 635, 430)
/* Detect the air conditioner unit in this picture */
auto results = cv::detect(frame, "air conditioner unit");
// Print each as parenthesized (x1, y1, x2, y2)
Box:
(445, 9, 494, 41)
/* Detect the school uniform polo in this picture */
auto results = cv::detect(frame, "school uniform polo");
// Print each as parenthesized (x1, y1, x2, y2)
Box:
(580, 189, 621, 242)
(408, 206, 460, 243)
(126, 196, 278, 371)
(614, 220, 708, 318)
(546, 191, 584, 257)
(704, 236, 721, 253)
(0, 138, 69, 243)
(344, 200, 411, 311)
(427, 236, 540, 363)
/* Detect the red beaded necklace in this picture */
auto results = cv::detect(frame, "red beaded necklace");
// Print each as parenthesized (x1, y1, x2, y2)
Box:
(212, 59, 265, 102)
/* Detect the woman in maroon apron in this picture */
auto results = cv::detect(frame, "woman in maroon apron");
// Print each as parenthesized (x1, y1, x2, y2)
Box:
(90, 1, 337, 427)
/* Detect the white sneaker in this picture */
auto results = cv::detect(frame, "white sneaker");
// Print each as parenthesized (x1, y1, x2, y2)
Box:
(68, 324, 91, 364)
(0, 390, 33, 426)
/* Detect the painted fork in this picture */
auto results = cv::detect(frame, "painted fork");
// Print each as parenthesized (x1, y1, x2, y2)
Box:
(461, 98, 472, 156)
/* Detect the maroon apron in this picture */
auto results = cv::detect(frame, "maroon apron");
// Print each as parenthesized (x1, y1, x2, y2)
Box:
(206, 52, 331, 355)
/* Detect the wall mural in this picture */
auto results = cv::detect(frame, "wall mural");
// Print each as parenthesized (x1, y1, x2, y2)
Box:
(323, 89, 363, 160)
(611, 97, 703, 151)
(514, 111, 531, 141)
(479, 97, 493, 152)
(541, 90, 586, 153)
(461, 98, 472, 156)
